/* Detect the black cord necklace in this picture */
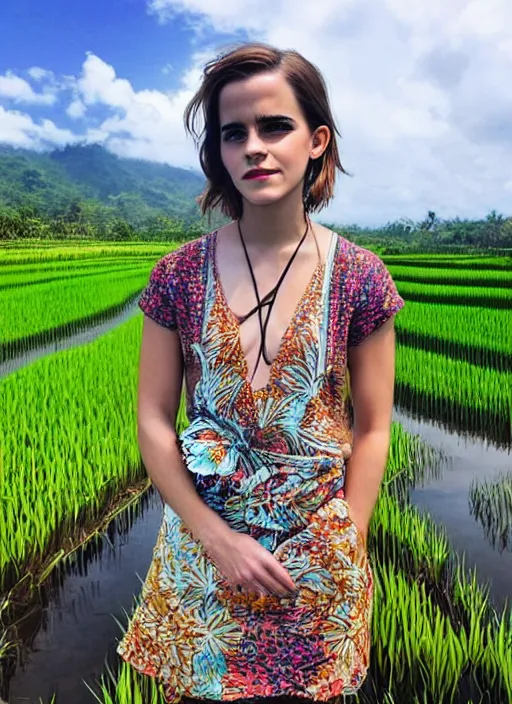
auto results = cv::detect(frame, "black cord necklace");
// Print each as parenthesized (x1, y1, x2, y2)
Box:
(237, 216, 311, 383)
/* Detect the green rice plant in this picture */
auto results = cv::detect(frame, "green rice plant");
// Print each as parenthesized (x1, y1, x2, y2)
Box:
(395, 344, 512, 446)
(395, 302, 511, 372)
(0, 242, 173, 266)
(370, 557, 511, 702)
(384, 421, 445, 496)
(369, 493, 450, 582)
(176, 389, 189, 433)
(0, 318, 139, 587)
(0, 259, 157, 290)
(383, 255, 512, 271)
(86, 660, 165, 704)
(0, 316, 149, 589)
(367, 460, 511, 701)
(388, 265, 512, 288)
(396, 281, 512, 308)
(481, 608, 512, 697)
(0, 267, 152, 346)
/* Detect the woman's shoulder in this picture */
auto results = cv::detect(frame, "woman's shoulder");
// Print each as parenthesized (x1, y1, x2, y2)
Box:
(150, 231, 214, 281)
(140, 232, 216, 334)
(333, 231, 384, 267)
(333, 232, 391, 283)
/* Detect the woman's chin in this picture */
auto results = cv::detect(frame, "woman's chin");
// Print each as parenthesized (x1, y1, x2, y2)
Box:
(241, 190, 289, 208)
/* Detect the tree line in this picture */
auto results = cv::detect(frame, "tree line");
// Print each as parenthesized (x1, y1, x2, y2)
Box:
(1, 203, 511, 253)
(328, 210, 512, 254)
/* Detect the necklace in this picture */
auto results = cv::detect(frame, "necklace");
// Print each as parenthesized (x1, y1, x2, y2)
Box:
(237, 216, 312, 384)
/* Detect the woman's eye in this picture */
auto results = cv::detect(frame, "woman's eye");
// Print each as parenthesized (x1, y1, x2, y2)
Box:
(265, 122, 292, 133)
(222, 129, 245, 142)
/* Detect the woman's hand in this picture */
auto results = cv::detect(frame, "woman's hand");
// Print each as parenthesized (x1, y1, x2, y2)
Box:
(345, 501, 370, 545)
(205, 529, 297, 597)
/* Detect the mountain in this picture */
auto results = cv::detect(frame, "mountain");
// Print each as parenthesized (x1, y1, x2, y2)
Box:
(0, 143, 206, 226)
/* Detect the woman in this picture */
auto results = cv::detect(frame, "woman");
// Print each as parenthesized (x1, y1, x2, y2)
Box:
(118, 42, 404, 703)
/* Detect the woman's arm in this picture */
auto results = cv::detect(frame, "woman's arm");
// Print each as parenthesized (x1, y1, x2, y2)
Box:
(137, 316, 233, 553)
(344, 316, 397, 542)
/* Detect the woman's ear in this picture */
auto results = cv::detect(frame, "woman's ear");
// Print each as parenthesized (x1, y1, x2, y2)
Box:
(311, 126, 330, 159)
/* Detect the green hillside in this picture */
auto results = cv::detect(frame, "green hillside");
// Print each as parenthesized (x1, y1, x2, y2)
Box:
(0, 143, 205, 227)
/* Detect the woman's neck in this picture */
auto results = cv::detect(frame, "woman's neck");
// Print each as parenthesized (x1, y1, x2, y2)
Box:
(238, 191, 311, 254)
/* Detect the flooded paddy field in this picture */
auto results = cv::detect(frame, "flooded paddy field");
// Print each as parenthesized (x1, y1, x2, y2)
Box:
(1, 242, 511, 704)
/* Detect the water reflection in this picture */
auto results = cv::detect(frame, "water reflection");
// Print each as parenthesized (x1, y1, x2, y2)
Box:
(8, 488, 163, 704)
(395, 390, 511, 449)
(469, 471, 512, 553)
(395, 407, 512, 609)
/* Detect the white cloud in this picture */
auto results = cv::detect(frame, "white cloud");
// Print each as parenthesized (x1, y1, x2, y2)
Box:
(0, 105, 78, 148)
(66, 98, 87, 119)
(27, 66, 55, 82)
(0, 71, 57, 105)
(0, 51, 211, 165)
(73, 50, 212, 166)
(78, 53, 134, 109)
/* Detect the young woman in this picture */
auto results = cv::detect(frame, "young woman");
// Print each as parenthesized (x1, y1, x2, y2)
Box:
(118, 42, 404, 704)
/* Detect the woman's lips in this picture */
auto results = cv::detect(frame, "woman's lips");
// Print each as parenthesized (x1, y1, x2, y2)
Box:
(243, 170, 279, 180)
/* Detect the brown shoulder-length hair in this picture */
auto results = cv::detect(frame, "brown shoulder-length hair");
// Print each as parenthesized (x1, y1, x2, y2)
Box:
(183, 42, 351, 221)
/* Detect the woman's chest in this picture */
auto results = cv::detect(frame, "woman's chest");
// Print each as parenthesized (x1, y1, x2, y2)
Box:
(176, 233, 354, 419)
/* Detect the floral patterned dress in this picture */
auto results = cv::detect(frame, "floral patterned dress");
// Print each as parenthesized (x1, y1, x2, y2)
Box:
(118, 230, 405, 703)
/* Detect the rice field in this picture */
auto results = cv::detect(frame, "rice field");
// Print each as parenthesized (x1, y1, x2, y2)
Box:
(0, 263, 158, 365)
(395, 302, 511, 371)
(395, 280, 512, 308)
(388, 264, 512, 288)
(1, 239, 511, 704)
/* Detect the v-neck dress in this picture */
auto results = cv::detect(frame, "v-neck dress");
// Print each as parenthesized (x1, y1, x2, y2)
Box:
(117, 230, 405, 703)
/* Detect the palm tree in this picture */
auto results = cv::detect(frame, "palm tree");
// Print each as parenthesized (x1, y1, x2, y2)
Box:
(485, 210, 504, 247)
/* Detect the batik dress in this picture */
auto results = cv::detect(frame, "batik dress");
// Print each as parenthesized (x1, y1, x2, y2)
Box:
(118, 230, 405, 703)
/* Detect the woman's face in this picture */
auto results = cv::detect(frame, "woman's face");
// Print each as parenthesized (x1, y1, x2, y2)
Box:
(218, 70, 329, 209)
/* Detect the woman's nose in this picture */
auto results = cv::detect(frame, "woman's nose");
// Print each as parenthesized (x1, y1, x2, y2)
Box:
(244, 128, 266, 158)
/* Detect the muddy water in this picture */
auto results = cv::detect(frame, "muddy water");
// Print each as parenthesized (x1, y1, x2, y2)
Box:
(7, 489, 163, 704)
(394, 407, 512, 609)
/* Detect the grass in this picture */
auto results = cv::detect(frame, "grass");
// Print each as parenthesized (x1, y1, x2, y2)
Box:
(0, 316, 143, 589)
(0, 267, 152, 347)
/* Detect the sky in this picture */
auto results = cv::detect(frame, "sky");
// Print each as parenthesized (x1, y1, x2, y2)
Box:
(0, 0, 511, 227)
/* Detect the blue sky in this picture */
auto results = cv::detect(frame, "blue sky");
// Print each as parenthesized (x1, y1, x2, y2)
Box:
(2, 1, 196, 93)
(1, 0, 511, 226)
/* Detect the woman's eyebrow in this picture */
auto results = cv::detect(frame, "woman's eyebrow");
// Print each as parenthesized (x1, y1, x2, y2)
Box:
(221, 114, 296, 132)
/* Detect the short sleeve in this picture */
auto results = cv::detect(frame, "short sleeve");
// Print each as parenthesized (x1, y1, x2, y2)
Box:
(348, 252, 405, 347)
(138, 253, 178, 330)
